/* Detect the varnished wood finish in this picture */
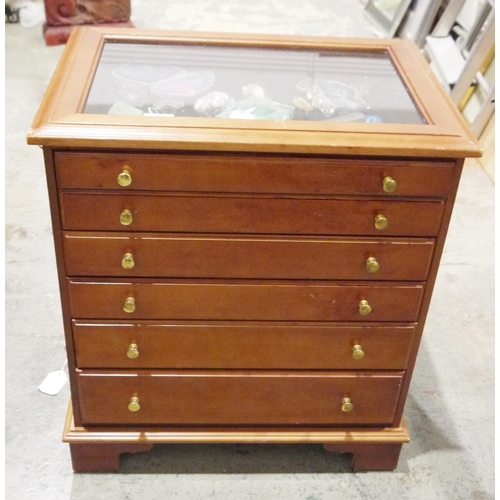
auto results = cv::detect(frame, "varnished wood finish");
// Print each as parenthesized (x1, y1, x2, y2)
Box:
(55, 151, 456, 196)
(69, 442, 153, 472)
(392, 158, 466, 424)
(65, 396, 408, 470)
(41, 147, 83, 426)
(60, 192, 444, 236)
(44, 21, 135, 47)
(67, 279, 425, 321)
(31, 29, 481, 472)
(324, 442, 403, 471)
(76, 370, 404, 426)
(63, 233, 434, 281)
(72, 321, 415, 369)
(30, 119, 482, 157)
(76, 440, 403, 473)
(27, 29, 480, 157)
(63, 399, 410, 443)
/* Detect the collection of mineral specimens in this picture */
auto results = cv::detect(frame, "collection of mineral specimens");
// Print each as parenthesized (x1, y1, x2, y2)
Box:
(108, 62, 380, 122)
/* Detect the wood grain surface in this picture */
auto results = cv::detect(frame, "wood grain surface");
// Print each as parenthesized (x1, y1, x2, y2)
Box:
(29, 28, 483, 472)
(63, 232, 435, 281)
(63, 399, 411, 443)
(72, 320, 415, 370)
(55, 151, 455, 196)
(60, 192, 445, 236)
(67, 279, 425, 322)
(76, 370, 404, 426)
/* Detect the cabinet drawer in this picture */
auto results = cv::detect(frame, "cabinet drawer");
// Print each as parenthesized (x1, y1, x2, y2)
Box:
(55, 151, 455, 196)
(64, 233, 434, 281)
(77, 370, 404, 426)
(68, 279, 425, 322)
(73, 321, 414, 370)
(60, 192, 444, 237)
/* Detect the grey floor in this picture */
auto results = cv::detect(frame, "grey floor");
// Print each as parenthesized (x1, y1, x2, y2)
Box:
(5, 1, 495, 499)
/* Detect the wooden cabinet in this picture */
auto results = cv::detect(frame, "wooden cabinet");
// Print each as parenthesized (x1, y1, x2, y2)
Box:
(28, 27, 481, 472)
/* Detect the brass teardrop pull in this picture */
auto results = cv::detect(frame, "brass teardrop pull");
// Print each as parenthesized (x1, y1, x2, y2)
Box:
(366, 257, 379, 273)
(122, 252, 135, 269)
(352, 344, 365, 360)
(358, 300, 372, 316)
(123, 296, 136, 313)
(117, 168, 132, 187)
(128, 396, 140, 412)
(342, 397, 353, 412)
(120, 209, 133, 226)
(374, 214, 388, 230)
(127, 343, 139, 359)
(383, 176, 397, 193)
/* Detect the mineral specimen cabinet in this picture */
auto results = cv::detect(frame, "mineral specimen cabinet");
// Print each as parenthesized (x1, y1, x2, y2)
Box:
(27, 27, 481, 472)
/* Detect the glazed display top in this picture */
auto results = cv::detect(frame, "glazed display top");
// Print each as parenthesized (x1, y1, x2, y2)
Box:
(27, 27, 481, 157)
(84, 42, 423, 125)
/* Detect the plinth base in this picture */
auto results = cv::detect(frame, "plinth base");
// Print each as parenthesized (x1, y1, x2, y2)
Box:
(63, 401, 410, 472)
(43, 20, 134, 46)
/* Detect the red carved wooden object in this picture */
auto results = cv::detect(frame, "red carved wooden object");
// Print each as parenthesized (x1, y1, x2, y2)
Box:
(43, 0, 133, 46)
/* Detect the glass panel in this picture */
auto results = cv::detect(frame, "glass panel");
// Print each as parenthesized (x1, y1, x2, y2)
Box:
(84, 42, 424, 124)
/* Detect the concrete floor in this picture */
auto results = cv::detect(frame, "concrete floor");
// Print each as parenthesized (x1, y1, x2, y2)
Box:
(5, 1, 495, 499)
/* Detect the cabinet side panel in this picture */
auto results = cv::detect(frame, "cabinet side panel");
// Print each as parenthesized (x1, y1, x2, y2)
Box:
(393, 158, 465, 423)
(43, 146, 82, 426)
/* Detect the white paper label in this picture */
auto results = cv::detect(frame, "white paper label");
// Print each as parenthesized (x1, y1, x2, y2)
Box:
(38, 370, 68, 396)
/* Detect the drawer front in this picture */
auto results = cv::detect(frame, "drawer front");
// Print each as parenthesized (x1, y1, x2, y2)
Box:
(55, 151, 455, 196)
(68, 280, 425, 322)
(60, 192, 445, 237)
(77, 370, 404, 425)
(73, 321, 414, 370)
(64, 233, 434, 281)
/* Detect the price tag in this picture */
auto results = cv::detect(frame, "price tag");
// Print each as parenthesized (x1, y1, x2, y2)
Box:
(38, 363, 68, 396)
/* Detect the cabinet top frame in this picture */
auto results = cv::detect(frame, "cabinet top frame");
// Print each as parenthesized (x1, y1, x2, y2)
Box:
(27, 27, 481, 158)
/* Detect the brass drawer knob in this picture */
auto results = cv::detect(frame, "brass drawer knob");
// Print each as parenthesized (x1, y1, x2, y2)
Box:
(352, 344, 365, 360)
(383, 176, 397, 193)
(128, 396, 140, 412)
(127, 343, 139, 359)
(120, 209, 133, 226)
(122, 252, 135, 269)
(374, 213, 388, 230)
(117, 168, 132, 187)
(366, 256, 379, 273)
(359, 300, 372, 316)
(123, 296, 136, 314)
(342, 397, 353, 412)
